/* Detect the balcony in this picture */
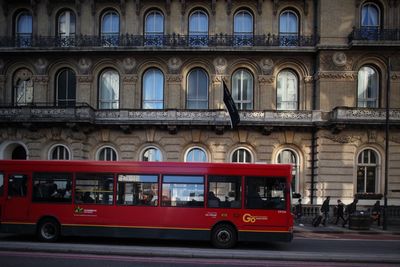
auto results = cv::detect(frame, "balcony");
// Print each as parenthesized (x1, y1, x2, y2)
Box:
(349, 28, 400, 45)
(0, 33, 319, 51)
(1, 105, 398, 130)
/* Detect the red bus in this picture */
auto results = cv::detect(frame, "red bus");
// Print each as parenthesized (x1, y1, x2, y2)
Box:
(0, 160, 293, 248)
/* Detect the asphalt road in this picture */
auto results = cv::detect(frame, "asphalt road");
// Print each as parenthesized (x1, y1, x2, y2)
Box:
(0, 233, 399, 266)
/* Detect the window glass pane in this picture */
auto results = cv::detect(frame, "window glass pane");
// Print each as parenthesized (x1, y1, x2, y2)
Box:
(142, 147, 162, 161)
(186, 148, 207, 162)
(162, 175, 204, 207)
(357, 149, 378, 193)
(245, 177, 286, 210)
(362, 4, 379, 27)
(99, 147, 117, 161)
(234, 11, 253, 34)
(100, 70, 119, 109)
(187, 69, 208, 109)
(17, 13, 32, 34)
(0, 173, 4, 196)
(208, 176, 241, 208)
(232, 69, 253, 110)
(143, 69, 164, 109)
(33, 173, 72, 203)
(75, 173, 114, 205)
(117, 174, 158, 206)
(277, 70, 298, 110)
(57, 69, 76, 107)
(50, 145, 70, 160)
(357, 66, 378, 108)
(232, 149, 252, 163)
(8, 175, 27, 197)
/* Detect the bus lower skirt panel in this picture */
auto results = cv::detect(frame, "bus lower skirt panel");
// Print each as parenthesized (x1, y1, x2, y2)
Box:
(62, 225, 210, 241)
(238, 231, 293, 243)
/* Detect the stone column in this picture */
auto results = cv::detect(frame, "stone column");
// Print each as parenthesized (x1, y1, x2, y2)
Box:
(258, 75, 275, 110)
(166, 74, 183, 109)
(121, 74, 138, 109)
(32, 75, 49, 104)
(77, 75, 94, 107)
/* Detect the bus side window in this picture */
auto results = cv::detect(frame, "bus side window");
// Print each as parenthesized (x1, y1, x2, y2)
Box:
(208, 176, 242, 209)
(8, 175, 28, 197)
(0, 173, 4, 196)
(245, 176, 286, 210)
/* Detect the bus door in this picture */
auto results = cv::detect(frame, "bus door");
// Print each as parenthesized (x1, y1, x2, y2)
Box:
(3, 174, 30, 221)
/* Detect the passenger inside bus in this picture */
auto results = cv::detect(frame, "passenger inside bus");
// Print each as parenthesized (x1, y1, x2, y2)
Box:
(208, 191, 221, 207)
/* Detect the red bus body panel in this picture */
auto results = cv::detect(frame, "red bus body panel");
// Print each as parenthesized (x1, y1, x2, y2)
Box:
(0, 160, 293, 243)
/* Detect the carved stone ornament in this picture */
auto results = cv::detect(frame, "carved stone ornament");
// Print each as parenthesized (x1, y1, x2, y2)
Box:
(34, 58, 48, 74)
(78, 75, 93, 83)
(168, 57, 182, 73)
(122, 57, 136, 73)
(166, 74, 183, 83)
(332, 52, 347, 67)
(213, 57, 227, 75)
(258, 75, 275, 84)
(78, 58, 92, 74)
(33, 75, 49, 84)
(322, 134, 361, 144)
(123, 75, 138, 83)
(260, 58, 274, 74)
(13, 69, 33, 85)
(315, 71, 357, 81)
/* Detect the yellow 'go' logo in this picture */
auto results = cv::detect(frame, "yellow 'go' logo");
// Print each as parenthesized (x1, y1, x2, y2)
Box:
(242, 213, 256, 223)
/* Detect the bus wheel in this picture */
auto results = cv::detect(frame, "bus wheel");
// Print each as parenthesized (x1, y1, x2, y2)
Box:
(37, 219, 60, 242)
(211, 224, 237, 249)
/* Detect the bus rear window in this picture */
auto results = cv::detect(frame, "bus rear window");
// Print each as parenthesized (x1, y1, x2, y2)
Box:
(33, 173, 72, 203)
(162, 175, 204, 207)
(245, 177, 286, 210)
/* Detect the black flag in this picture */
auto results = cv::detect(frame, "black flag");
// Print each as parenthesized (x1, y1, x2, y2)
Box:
(223, 81, 240, 128)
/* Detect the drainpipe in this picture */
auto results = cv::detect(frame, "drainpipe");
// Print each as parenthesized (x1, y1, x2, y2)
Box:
(310, 0, 319, 205)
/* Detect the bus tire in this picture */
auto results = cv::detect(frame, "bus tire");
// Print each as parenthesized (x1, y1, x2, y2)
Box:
(211, 223, 237, 249)
(37, 218, 60, 242)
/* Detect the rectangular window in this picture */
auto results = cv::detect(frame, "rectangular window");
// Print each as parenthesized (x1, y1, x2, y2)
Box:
(75, 173, 114, 205)
(117, 174, 158, 206)
(8, 174, 27, 197)
(33, 173, 72, 203)
(162, 175, 204, 207)
(208, 176, 241, 208)
(245, 177, 287, 210)
(0, 173, 4, 196)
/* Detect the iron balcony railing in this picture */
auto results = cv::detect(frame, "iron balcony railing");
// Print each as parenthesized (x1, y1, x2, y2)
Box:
(0, 33, 319, 49)
(349, 27, 400, 42)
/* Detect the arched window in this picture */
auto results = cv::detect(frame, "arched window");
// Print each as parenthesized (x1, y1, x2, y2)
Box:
(187, 68, 208, 109)
(277, 70, 298, 110)
(12, 145, 27, 160)
(357, 66, 379, 108)
(101, 10, 120, 46)
(49, 145, 70, 160)
(57, 10, 76, 46)
(185, 147, 207, 162)
(145, 10, 164, 46)
(56, 68, 76, 107)
(231, 148, 252, 163)
(143, 68, 164, 109)
(232, 69, 253, 110)
(15, 10, 32, 47)
(357, 149, 379, 193)
(99, 69, 119, 109)
(277, 149, 300, 193)
(360, 3, 381, 40)
(142, 147, 162, 162)
(279, 10, 299, 46)
(189, 10, 208, 46)
(13, 68, 33, 106)
(97, 146, 118, 161)
(233, 10, 253, 46)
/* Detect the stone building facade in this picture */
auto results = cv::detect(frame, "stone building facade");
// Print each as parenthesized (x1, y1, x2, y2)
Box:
(0, 0, 399, 205)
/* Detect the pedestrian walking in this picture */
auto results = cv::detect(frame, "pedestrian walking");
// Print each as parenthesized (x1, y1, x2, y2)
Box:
(371, 200, 381, 226)
(321, 196, 330, 226)
(334, 199, 345, 225)
(295, 199, 303, 226)
(342, 198, 358, 227)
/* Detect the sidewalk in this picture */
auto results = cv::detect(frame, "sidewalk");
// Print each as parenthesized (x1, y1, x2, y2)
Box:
(294, 222, 400, 235)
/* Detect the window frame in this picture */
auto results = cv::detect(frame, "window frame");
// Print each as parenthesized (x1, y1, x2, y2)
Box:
(15, 10, 33, 47)
(99, 69, 120, 109)
(117, 174, 159, 206)
(279, 10, 299, 46)
(144, 10, 164, 46)
(233, 9, 254, 46)
(207, 175, 242, 209)
(48, 144, 71, 160)
(276, 148, 300, 194)
(231, 147, 253, 163)
(231, 69, 254, 110)
(75, 173, 114, 205)
(56, 68, 76, 107)
(32, 172, 72, 203)
(97, 146, 118, 161)
(141, 146, 163, 162)
(101, 10, 120, 46)
(188, 9, 209, 46)
(161, 175, 205, 207)
(186, 68, 209, 109)
(245, 176, 287, 210)
(356, 148, 380, 194)
(357, 65, 380, 108)
(277, 69, 299, 111)
(185, 147, 208, 162)
(142, 68, 164, 109)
